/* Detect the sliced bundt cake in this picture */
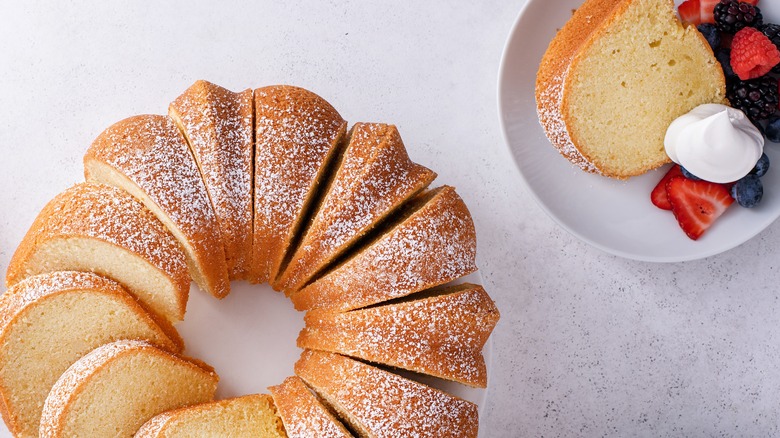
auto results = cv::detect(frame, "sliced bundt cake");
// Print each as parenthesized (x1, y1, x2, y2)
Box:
(274, 122, 436, 294)
(295, 350, 478, 438)
(0, 272, 182, 438)
(291, 186, 477, 312)
(535, 0, 727, 178)
(83, 114, 230, 298)
(39, 340, 218, 438)
(298, 283, 499, 388)
(5, 183, 189, 323)
(135, 394, 287, 438)
(169, 80, 255, 280)
(269, 376, 353, 438)
(251, 85, 347, 284)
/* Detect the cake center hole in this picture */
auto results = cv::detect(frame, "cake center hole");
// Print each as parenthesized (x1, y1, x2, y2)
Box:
(176, 282, 304, 399)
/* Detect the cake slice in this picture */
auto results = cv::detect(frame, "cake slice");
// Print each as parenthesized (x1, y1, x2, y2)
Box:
(6, 183, 189, 323)
(135, 394, 286, 438)
(269, 376, 353, 438)
(169, 80, 254, 280)
(295, 350, 478, 438)
(298, 283, 499, 388)
(291, 186, 477, 312)
(535, 0, 727, 178)
(0, 271, 183, 438)
(251, 85, 347, 284)
(83, 114, 230, 298)
(274, 122, 436, 294)
(39, 340, 218, 438)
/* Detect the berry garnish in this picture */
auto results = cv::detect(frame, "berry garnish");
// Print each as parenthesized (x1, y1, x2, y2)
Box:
(751, 152, 770, 176)
(730, 27, 780, 80)
(667, 177, 734, 240)
(716, 48, 738, 83)
(714, 0, 763, 34)
(698, 23, 721, 50)
(727, 76, 780, 124)
(758, 23, 780, 73)
(651, 165, 684, 210)
(730, 174, 764, 207)
(766, 116, 780, 142)
(680, 166, 702, 180)
(679, 0, 702, 26)
(700, 0, 721, 23)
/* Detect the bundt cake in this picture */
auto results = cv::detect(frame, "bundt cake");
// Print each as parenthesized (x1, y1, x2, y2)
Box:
(1, 81, 499, 437)
(295, 350, 479, 438)
(291, 185, 478, 312)
(535, 0, 727, 178)
(0, 272, 182, 438)
(5, 183, 189, 323)
(251, 85, 347, 285)
(135, 394, 286, 438)
(83, 114, 231, 298)
(169, 80, 255, 280)
(39, 340, 218, 438)
(269, 376, 353, 438)
(298, 283, 499, 388)
(274, 122, 436, 294)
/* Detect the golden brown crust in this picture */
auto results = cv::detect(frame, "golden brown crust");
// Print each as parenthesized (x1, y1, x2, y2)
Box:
(291, 186, 477, 312)
(298, 283, 499, 388)
(274, 122, 436, 294)
(294, 350, 478, 438)
(83, 114, 230, 298)
(269, 376, 353, 438)
(169, 80, 255, 281)
(5, 183, 189, 322)
(251, 86, 347, 284)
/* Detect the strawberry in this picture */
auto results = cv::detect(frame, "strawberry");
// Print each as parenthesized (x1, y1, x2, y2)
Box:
(679, 0, 701, 25)
(742, 0, 760, 5)
(699, 0, 719, 23)
(651, 165, 684, 210)
(667, 177, 734, 240)
(731, 27, 780, 80)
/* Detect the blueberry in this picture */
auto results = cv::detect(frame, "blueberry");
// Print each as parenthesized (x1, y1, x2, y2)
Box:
(751, 153, 770, 177)
(697, 24, 721, 51)
(680, 166, 701, 180)
(766, 116, 780, 143)
(715, 48, 737, 83)
(730, 174, 764, 208)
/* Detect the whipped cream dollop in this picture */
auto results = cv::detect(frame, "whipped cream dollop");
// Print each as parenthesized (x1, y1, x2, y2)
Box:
(664, 103, 764, 183)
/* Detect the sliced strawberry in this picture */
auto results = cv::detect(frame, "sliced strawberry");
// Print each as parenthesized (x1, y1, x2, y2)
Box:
(742, 0, 759, 5)
(699, 0, 719, 23)
(651, 165, 684, 210)
(678, 0, 702, 26)
(667, 177, 734, 240)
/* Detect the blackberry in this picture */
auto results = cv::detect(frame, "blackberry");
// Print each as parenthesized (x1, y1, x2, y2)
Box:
(758, 23, 780, 73)
(697, 24, 720, 51)
(713, 0, 763, 34)
(727, 76, 779, 124)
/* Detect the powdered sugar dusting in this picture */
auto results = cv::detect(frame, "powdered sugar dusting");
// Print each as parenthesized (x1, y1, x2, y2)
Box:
(270, 376, 352, 438)
(170, 81, 254, 278)
(536, 65, 600, 174)
(299, 284, 499, 386)
(293, 186, 477, 312)
(280, 122, 435, 291)
(252, 86, 346, 281)
(295, 350, 478, 438)
(39, 340, 154, 437)
(85, 114, 228, 296)
(0, 272, 122, 330)
(134, 410, 174, 436)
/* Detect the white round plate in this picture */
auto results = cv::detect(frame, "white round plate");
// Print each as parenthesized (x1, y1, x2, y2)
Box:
(498, 0, 780, 262)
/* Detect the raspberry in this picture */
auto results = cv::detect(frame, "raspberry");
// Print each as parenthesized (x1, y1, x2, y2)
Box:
(730, 27, 780, 80)
(758, 23, 780, 73)
(727, 76, 779, 124)
(713, 0, 763, 34)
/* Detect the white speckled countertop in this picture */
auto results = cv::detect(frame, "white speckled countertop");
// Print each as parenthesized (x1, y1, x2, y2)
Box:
(2, 1, 780, 436)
